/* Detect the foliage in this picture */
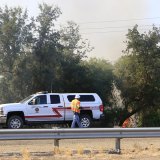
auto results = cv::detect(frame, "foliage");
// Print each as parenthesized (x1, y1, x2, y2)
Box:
(83, 58, 113, 105)
(114, 25, 160, 126)
(138, 108, 160, 127)
(55, 21, 91, 92)
(30, 3, 62, 93)
(102, 107, 128, 127)
(0, 6, 34, 102)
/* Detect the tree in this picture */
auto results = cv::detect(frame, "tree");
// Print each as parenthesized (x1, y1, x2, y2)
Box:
(30, 3, 62, 93)
(114, 25, 160, 126)
(57, 21, 92, 92)
(0, 6, 34, 102)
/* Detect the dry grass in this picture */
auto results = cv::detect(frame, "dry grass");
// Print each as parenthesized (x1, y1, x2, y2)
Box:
(22, 148, 30, 160)
(0, 138, 159, 160)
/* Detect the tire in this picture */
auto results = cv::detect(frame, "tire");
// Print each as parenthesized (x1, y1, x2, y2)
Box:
(7, 115, 23, 129)
(80, 114, 92, 128)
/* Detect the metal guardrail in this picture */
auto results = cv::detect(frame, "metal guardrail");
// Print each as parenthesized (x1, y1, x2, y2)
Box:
(0, 128, 160, 153)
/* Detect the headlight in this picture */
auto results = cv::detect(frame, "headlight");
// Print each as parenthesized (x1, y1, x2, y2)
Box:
(0, 107, 4, 115)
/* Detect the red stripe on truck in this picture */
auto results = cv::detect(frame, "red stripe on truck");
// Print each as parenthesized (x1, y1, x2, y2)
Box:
(25, 115, 60, 118)
(25, 107, 92, 119)
(25, 108, 62, 118)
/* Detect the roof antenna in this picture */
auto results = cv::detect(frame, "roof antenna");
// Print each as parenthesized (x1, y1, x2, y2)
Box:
(51, 81, 53, 93)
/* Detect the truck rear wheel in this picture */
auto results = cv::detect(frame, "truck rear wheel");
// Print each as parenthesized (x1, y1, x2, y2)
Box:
(7, 115, 23, 129)
(80, 114, 92, 128)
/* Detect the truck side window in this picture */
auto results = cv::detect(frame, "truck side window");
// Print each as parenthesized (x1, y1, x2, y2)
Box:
(67, 95, 95, 102)
(37, 95, 47, 104)
(50, 95, 60, 104)
(29, 95, 47, 105)
(80, 95, 95, 102)
(67, 95, 75, 102)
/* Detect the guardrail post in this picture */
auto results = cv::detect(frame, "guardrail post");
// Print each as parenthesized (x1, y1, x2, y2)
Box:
(115, 138, 121, 153)
(114, 125, 121, 154)
(54, 139, 59, 147)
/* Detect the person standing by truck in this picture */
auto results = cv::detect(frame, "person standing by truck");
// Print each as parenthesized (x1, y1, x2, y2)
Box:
(71, 94, 82, 128)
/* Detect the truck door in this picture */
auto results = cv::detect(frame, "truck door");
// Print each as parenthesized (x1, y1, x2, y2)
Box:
(26, 94, 50, 121)
(48, 94, 65, 121)
(26, 94, 64, 122)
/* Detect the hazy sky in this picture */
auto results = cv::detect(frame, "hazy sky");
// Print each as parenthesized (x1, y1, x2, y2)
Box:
(1, 0, 160, 62)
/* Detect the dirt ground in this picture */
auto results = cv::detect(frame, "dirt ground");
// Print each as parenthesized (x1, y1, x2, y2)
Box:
(0, 138, 160, 160)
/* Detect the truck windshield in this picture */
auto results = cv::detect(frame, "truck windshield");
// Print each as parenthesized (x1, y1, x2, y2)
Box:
(19, 95, 34, 103)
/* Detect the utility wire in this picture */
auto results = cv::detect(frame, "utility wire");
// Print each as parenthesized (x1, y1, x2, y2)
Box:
(81, 28, 154, 35)
(78, 17, 160, 25)
(80, 24, 159, 30)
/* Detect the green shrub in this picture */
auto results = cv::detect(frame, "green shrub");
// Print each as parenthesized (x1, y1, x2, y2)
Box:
(140, 108, 160, 127)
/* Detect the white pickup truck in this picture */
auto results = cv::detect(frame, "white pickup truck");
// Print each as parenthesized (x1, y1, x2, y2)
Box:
(0, 92, 104, 128)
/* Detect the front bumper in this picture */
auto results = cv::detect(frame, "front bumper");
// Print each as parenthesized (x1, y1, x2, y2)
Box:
(0, 115, 7, 124)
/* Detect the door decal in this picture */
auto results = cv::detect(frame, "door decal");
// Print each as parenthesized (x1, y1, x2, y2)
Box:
(25, 107, 64, 118)
(52, 108, 62, 117)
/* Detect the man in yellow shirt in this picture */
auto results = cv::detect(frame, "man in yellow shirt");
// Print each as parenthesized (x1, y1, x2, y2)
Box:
(71, 94, 82, 128)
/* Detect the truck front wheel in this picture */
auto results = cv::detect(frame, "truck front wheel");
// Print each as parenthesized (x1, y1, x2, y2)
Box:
(80, 114, 92, 128)
(7, 116, 23, 129)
